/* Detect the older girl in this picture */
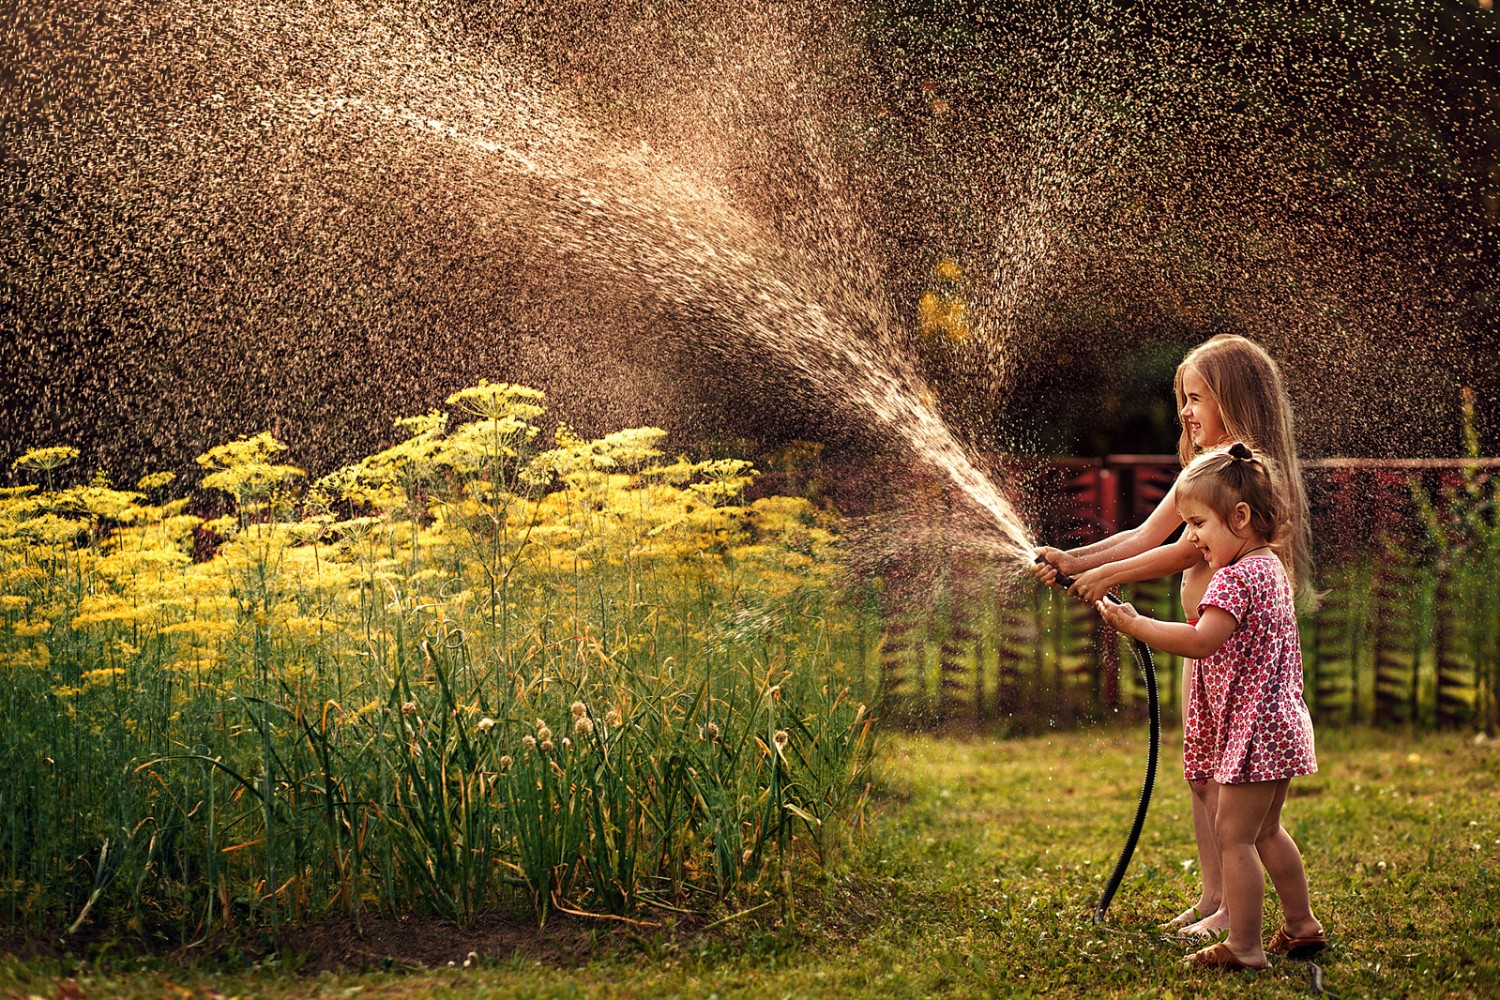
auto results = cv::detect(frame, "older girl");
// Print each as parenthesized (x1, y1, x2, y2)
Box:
(1030, 334, 1314, 937)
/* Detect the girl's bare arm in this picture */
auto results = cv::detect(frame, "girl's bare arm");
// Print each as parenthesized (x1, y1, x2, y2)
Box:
(1066, 535, 1202, 602)
(1037, 480, 1184, 574)
(1097, 602, 1236, 659)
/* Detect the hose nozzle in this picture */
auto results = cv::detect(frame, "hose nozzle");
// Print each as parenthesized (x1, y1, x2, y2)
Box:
(1033, 552, 1077, 591)
(1034, 553, 1123, 606)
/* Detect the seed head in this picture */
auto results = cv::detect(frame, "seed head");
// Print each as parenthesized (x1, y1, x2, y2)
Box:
(605, 706, 623, 727)
(540, 737, 555, 753)
(773, 730, 788, 748)
(536, 723, 553, 743)
(570, 700, 587, 718)
(476, 716, 496, 733)
(522, 735, 537, 752)
(402, 701, 418, 716)
(574, 715, 595, 737)
(499, 754, 513, 770)
(707, 721, 721, 742)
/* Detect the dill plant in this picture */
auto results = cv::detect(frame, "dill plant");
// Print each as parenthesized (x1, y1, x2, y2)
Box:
(0, 385, 875, 942)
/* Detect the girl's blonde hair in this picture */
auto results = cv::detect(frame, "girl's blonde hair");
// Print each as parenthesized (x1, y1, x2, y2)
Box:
(1175, 335, 1315, 609)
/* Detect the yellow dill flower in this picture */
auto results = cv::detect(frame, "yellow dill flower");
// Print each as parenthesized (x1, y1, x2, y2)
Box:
(12, 619, 51, 637)
(137, 471, 176, 492)
(196, 432, 305, 498)
(445, 380, 546, 422)
(201, 515, 239, 538)
(82, 667, 126, 687)
(935, 256, 965, 281)
(282, 616, 342, 638)
(1, 567, 46, 587)
(157, 620, 234, 638)
(20, 514, 88, 545)
(0, 594, 29, 611)
(1, 642, 50, 669)
(11, 446, 79, 475)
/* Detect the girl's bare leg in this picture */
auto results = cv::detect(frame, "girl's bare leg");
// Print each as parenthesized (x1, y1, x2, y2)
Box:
(1192, 779, 1284, 967)
(1254, 779, 1322, 938)
(1166, 661, 1227, 934)
(1180, 779, 1230, 936)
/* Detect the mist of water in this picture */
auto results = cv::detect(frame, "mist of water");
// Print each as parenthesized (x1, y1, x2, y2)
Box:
(1, 0, 1482, 569)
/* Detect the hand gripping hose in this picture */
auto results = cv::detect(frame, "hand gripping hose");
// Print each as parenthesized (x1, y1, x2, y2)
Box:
(1034, 556, 1160, 925)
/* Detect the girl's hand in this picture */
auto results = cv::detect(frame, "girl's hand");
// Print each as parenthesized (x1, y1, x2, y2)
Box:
(1030, 547, 1078, 584)
(1068, 565, 1116, 603)
(1029, 548, 1063, 585)
(1096, 599, 1139, 636)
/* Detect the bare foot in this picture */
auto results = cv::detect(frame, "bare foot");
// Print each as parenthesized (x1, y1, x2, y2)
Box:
(1158, 904, 1203, 931)
(1179, 906, 1231, 939)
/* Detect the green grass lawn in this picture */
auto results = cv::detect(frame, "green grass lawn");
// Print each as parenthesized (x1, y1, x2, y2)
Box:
(4, 725, 1497, 998)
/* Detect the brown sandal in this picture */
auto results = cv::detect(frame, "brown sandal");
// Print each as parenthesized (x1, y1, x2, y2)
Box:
(1268, 924, 1328, 957)
(1182, 942, 1265, 971)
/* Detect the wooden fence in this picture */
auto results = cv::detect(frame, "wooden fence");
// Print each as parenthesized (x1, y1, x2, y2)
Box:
(802, 455, 1500, 732)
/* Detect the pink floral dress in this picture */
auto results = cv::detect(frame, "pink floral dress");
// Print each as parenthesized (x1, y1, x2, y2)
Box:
(1183, 554, 1317, 785)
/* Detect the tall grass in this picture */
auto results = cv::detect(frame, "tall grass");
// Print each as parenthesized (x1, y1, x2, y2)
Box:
(0, 384, 876, 942)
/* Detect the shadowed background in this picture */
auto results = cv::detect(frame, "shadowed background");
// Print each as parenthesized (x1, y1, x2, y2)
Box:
(2, 0, 1496, 484)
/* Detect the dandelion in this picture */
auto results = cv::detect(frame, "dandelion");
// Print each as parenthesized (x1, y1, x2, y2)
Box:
(574, 716, 594, 737)
(570, 700, 587, 718)
(476, 716, 496, 733)
(522, 735, 537, 752)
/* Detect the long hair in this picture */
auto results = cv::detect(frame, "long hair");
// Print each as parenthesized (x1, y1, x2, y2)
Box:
(1174, 335, 1316, 609)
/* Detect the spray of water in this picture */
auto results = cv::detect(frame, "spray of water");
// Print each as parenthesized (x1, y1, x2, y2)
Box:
(4, 0, 1047, 564)
(1, 0, 1482, 550)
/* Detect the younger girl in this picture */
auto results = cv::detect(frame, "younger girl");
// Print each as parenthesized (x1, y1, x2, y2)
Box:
(1030, 334, 1313, 936)
(1097, 444, 1325, 971)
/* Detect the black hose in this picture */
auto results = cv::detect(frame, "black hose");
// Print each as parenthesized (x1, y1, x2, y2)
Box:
(1034, 557, 1159, 924)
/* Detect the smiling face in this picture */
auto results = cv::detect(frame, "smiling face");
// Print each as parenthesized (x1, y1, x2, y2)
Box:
(1179, 367, 1228, 451)
(1178, 495, 1253, 571)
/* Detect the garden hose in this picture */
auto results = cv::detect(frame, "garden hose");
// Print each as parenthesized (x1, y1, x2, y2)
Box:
(1033, 556, 1159, 925)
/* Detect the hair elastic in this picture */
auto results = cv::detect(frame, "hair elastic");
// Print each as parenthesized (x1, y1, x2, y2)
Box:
(1228, 442, 1255, 461)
